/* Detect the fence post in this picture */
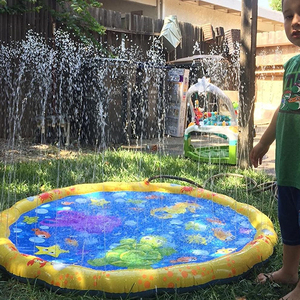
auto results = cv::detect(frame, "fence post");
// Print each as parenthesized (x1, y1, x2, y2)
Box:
(238, 0, 257, 169)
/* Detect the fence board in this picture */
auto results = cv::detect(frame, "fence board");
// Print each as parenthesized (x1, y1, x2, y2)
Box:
(144, 16, 153, 33)
(124, 13, 130, 31)
(113, 11, 122, 28)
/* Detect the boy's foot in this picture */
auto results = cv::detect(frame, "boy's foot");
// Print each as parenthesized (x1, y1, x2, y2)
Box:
(257, 269, 298, 285)
(280, 285, 300, 299)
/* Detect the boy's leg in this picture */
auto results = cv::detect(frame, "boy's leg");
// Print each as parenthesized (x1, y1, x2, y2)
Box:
(257, 244, 300, 284)
(281, 244, 300, 281)
(258, 186, 300, 285)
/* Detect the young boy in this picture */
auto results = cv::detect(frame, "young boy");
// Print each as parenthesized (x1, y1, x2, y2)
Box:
(250, 0, 300, 299)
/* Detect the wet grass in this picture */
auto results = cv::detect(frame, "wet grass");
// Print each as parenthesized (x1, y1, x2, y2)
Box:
(0, 149, 286, 300)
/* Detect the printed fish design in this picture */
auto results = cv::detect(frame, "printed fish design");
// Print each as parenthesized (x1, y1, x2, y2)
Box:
(170, 256, 197, 263)
(206, 217, 225, 225)
(32, 228, 51, 238)
(145, 195, 164, 200)
(212, 228, 234, 241)
(65, 238, 79, 247)
(151, 202, 201, 219)
(61, 201, 74, 205)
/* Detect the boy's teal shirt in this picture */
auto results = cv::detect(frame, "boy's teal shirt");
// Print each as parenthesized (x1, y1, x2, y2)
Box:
(276, 54, 300, 189)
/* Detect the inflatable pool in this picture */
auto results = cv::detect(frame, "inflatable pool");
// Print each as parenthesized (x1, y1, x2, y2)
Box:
(0, 177, 277, 298)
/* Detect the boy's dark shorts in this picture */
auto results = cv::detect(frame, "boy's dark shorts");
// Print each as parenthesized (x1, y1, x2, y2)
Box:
(278, 185, 300, 246)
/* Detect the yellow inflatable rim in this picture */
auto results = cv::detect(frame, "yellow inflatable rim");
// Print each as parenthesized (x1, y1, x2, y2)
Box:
(0, 179, 277, 297)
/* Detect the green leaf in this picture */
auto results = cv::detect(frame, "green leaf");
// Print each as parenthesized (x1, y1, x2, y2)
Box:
(0, 0, 105, 48)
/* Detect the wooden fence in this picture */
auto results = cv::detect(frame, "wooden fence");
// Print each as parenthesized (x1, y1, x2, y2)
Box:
(0, 2, 239, 144)
(0, 0, 56, 44)
(0, 1, 231, 59)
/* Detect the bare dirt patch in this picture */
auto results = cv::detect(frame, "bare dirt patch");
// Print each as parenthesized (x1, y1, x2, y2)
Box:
(0, 139, 95, 162)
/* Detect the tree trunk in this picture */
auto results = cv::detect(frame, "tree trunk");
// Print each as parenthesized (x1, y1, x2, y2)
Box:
(238, 0, 258, 169)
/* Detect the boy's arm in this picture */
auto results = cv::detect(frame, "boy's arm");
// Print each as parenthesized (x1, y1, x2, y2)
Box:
(250, 106, 279, 168)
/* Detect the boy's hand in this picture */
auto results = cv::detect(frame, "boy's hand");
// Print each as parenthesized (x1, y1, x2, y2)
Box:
(250, 142, 270, 168)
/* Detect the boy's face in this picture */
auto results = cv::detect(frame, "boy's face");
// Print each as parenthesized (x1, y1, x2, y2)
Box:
(283, 0, 300, 47)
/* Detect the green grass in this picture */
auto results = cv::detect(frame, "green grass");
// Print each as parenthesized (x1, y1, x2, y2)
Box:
(0, 149, 287, 300)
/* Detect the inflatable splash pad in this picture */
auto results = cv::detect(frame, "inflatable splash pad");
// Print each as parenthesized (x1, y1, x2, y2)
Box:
(0, 177, 277, 298)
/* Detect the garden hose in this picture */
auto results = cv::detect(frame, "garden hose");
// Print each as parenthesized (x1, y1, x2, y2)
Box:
(147, 175, 203, 188)
(254, 181, 278, 199)
(147, 174, 277, 199)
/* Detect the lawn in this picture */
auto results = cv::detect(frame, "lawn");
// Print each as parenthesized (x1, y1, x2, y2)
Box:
(0, 149, 288, 300)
